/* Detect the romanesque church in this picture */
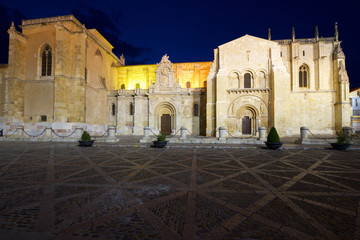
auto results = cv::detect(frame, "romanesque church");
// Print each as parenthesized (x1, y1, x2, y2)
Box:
(0, 15, 352, 137)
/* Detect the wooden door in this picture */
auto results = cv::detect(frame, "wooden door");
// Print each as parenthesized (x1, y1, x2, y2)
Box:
(242, 116, 251, 134)
(161, 114, 171, 135)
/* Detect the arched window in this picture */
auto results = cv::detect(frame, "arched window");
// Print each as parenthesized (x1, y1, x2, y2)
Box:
(135, 83, 140, 89)
(299, 64, 309, 88)
(186, 81, 191, 88)
(41, 44, 52, 76)
(121, 84, 126, 89)
(111, 103, 116, 116)
(244, 73, 251, 88)
(203, 81, 207, 88)
(194, 104, 199, 116)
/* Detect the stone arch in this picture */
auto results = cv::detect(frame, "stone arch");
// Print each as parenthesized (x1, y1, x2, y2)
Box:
(240, 68, 255, 88)
(255, 69, 268, 88)
(153, 101, 177, 134)
(236, 105, 258, 135)
(228, 70, 241, 89)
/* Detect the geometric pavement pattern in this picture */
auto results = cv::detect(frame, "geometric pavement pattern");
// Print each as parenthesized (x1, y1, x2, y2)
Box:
(0, 142, 360, 240)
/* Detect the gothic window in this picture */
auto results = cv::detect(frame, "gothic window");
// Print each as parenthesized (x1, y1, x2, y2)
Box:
(299, 64, 309, 88)
(121, 84, 125, 89)
(111, 103, 116, 116)
(41, 44, 52, 76)
(130, 102, 134, 115)
(186, 81, 191, 88)
(135, 83, 140, 89)
(194, 104, 199, 116)
(244, 73, 251, 88)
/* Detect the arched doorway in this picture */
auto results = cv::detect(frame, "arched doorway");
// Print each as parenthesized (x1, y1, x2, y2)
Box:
(237, 106, 258, 135)
(153, 102, 176, 135)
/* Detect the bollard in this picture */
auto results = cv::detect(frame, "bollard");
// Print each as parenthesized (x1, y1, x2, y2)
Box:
(143, 127, 150, 139)
(258, 127, 266, 141)
(45, 128, 52, 138)
(180, 126, 187, 140)
(300, 126, 309, 140)
(16, 127, 23, 137)
(218, 126, 227, 141)
(342, 126, 351, 138)
(109, 126, 116, 137)
(76, 128, 83, 138)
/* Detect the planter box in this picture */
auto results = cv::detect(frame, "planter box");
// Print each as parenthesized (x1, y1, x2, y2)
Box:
(153, 141, 168, 148)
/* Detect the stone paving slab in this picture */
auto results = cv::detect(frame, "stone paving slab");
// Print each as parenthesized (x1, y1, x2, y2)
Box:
(0, 141, 360, 239)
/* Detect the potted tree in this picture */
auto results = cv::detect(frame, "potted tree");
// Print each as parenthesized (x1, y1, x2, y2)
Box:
(153, 132, 168, 148)
(265, 127, 283, 150)
(78, 131, 95, 147)
(331, 130, 352, 150)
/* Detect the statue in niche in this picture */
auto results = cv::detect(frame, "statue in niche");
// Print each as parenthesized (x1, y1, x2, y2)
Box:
(338, 61, 349, 83)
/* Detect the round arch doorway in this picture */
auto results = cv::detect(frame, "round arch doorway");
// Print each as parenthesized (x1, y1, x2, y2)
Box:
(237, 106, 258, 135)
(154, 102, 176, 135)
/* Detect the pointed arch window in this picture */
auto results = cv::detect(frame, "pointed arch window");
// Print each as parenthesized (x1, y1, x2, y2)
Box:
(41, 44, 52, 76)
(299, 64, 309, 88)
(244, 73, 251, 88)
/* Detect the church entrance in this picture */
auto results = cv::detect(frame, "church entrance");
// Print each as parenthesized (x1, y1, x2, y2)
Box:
(161, 114, 172, 135)
(242, 116, 251, 134)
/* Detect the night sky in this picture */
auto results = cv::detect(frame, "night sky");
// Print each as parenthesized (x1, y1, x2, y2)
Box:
(1, 0, 359, 88)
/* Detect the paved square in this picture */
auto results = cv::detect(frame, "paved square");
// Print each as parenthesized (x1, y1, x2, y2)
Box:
(0, 142, 360, 239)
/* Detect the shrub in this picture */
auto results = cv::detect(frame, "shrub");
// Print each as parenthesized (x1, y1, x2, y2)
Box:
(336, 130, 352, 144)
(81, 131, 91, 141)
(157, 132, 166, 142)
(267, 127, 280, 143)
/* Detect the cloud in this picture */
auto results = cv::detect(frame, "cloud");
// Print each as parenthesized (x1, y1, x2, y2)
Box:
(72, 6, 151, 63)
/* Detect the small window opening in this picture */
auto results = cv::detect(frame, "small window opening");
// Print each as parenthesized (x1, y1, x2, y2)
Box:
(194, 104, 199, 116)
(121, 84, 125, 89)
(112, 103, 116, 116)
(280, 51, 282, 57)
(303, 50, 305, 56)
(40, 115, 47, 122)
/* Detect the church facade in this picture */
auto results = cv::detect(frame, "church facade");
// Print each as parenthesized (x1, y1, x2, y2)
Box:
(0, 15, 352, 138)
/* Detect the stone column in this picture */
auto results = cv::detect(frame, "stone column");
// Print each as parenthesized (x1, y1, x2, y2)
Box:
(16, 127, 23, 137)
(218, 126, 227, 141)
(109, 126, 116, 137)
(76, 128, 83, 138)
(258, 127, 266, 141)
(180, 126, 187, 140)
(143, 127, 150, 140)
(300, 126, 309, 140)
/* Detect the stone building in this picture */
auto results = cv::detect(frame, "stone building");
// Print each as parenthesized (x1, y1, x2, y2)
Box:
(350, 87, 360, 132)
(0, 15, 352, 138)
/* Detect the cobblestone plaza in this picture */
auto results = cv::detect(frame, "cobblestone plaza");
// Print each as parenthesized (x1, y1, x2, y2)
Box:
(0, 142, 360, 239)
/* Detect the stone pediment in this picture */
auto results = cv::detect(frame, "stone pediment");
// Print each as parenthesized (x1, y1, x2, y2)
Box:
(149, 54, 181, 93)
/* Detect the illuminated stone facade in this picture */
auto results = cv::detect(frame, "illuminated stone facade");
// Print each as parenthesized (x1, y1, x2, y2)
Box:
(0, 15, 352, 138)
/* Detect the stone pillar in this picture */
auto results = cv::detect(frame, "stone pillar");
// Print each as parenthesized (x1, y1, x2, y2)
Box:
(180, 126, 187, 140)
(16, 127, 23, 137)
(143, 127, 150, 140)
(109, 126, 116, 137)
(300, 126, 309, 140)
(258, 127, 266, 141)
(76, 128, 83, 138)
(218, 126, 227, 141)
(45, 128, 52, 138)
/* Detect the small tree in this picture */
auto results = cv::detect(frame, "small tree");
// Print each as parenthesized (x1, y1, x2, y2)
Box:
(267, 127, 280, 143)
(157, 132, 166, 142)
(81, 131, 91, 141)
(336, 130, 352, 144)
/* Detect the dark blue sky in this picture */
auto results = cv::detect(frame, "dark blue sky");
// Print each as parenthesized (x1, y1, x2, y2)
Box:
(1, 0, 359, 88)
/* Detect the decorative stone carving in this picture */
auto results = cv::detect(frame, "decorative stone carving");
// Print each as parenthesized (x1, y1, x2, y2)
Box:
(338, 61, 349, 83)
(333, 44, 345, 59)
(149, 54, 181, 93)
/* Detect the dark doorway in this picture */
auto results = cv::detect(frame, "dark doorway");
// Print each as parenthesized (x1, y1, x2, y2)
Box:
(161, 114, 172, 135)
(242, 116, 251, 134)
